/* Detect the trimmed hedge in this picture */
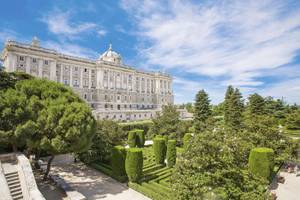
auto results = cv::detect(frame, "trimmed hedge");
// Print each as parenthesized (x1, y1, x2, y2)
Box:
(166, 140, 176, 167)
(135, 129, 145, 148)
(125, 148, 143, 183)
(183, 133, 193, 149)
(119, 120, 153, 137)
(129, 182, 167, 200)
(248, 147, 274, 180)
(111, 146, 127, 181)
(128, 131, 137, 147)
(153, 138, 167, 165)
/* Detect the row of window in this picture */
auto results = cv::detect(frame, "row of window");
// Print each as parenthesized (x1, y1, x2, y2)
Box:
(102, 113, 153, 121)
(19, 55, 49, 65)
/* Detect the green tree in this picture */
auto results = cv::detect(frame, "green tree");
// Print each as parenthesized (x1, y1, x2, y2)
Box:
(150, 104, 180, 136)
(224, 86, 244, 132)
(0, 71, 33, 90)
(285, 109, 300, 130)
(0, 89, 32, 152)
(12, 79, 96, 179)
(247, 93, 265, 115)
(172, 129, 267, 200)
(78, 120, 125, 164)
(194, 90, 212, 132)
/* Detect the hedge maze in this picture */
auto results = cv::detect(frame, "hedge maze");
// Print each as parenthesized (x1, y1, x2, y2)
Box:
(129, 147, 173, 200)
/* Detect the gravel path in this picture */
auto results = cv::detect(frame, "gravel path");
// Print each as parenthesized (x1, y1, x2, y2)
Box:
(51, 162, 151, 200)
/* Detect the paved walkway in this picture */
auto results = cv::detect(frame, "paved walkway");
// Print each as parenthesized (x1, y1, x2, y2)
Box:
(51, 162, 151, 200)
(270, 170, 300, 200)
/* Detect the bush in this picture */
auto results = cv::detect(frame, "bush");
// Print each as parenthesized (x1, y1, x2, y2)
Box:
(153, 138, 167, 165)
(183, 133, 193, 149)
(135, 129, 145, 148)
(119, 120, 153, 138)
(248, 147, 274, 180)
(125, 148, 143, 183)
(111, 146, 127, 181)
(163, 135, 169, 145)
(167, 140, 176, 167)
(128, 131, 137, 148)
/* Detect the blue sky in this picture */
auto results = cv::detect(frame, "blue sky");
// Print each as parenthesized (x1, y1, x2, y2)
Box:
(1, 0, 300, 104)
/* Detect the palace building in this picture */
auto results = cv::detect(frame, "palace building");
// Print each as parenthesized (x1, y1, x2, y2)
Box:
(1, 37, 174, 121)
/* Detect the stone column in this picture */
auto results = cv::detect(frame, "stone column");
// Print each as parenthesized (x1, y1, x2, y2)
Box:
(70, 66, 73, 87)
(80, 68, 83, 88)
(38, 59, 43, 78)
(49, 61, 56, 81)
(25, 56, 30, 74)
(88, 68, 92, 89)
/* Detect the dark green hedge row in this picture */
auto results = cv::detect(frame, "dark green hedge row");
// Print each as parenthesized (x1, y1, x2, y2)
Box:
(127, 129, 145, 148)
(90, 163, 127, 182)
(111, 146, 127, 182)
(119, 120, 153, 136)
(153, 137, 167, 165)
(166, 140, 176, 167)
(125, 148, 143, 183)
(248, 147, 274, 180)
(183, 133, 193, 149)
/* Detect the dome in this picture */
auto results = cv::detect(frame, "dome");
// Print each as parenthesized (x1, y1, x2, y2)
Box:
(97, 43, 122, 64)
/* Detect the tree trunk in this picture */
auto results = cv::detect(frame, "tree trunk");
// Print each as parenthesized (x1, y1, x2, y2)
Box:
(12, 144, 17, 153)
(43, 155, 54, 180)
(34, 150, 41, 169)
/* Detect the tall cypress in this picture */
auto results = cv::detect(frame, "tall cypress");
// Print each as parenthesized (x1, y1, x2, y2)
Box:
(248, 93, 265, 115)
(224, 86, 244, 132)
(194, 89, 212, 132)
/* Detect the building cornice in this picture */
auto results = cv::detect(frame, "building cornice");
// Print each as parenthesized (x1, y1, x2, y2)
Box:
(2, 40, 172, 78)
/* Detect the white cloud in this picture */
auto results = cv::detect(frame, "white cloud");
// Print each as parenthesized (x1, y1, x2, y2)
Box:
(41, 9, 105, 40)
(121, 0, 300, 103)
(44, 40, 98, 59)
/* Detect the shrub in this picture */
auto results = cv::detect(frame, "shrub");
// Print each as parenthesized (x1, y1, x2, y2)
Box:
(128, 131, 137, 148)
(248, 147, 274, 180)
(111, 146, 127, 181)
(125, 148, 143, 183)
(167, 140, 176, 167)
(153, 138, 167, 165)
(163, 135, 169, 145)
(135, 129, 145, 148)
(119, 120, 153, 138)
(183, 133, 193, 149)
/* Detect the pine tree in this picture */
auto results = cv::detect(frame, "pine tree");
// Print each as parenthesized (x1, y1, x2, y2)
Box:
(194, 90, 212, 132)
(248, 93, 265, 115)
(224, 86, 244, 132)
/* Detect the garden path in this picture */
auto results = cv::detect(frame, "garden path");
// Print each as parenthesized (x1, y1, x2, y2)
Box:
(270, 169, 300, 200)
(51, 161, 151, 200)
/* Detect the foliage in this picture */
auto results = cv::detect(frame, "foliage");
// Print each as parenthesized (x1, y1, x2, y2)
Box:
(119, 120, 153, 138)
(0, 71, 33, 90)
(285, 109, 300, 130)
(183, 133, 193, 149)
(128, 130, 137, 148)
(247, 93, 266, 116)
(79, 120, 124, 164)
(111, 146, 127, 182)
(0, 79, 95, 177)
(248, 148, 274, 180)
(167, 140, 176, 167)
(150, 104, 180, 137)
(135, 129, 145, 147)
(125, 148, 143, 183)
(194, 89, 212, 132)
(224, 86, 244, 132)
(0, 89, 32, 151)
(172, 130, 267, 200)
(153, 137, 167, 165)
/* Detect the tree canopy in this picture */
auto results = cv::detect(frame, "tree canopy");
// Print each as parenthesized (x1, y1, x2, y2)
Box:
(194, 90, 212, 132)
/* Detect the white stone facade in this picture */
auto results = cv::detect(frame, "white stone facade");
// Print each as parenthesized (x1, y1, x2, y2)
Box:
(1, 38, 173, 121)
